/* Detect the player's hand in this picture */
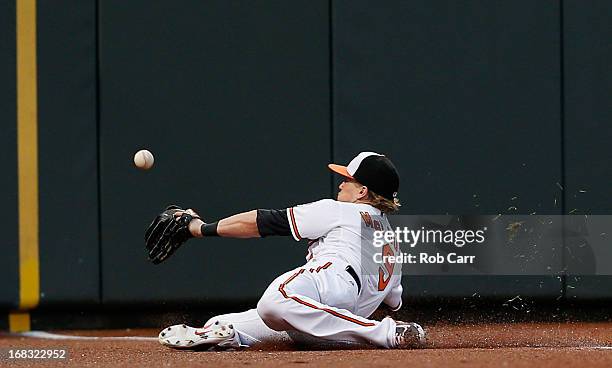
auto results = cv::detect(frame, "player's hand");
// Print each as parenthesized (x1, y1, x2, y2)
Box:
(187, 210, 205, 237)
(173, 209, 204, 237)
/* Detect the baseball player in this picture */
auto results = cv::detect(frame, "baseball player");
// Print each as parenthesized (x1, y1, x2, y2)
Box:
(145, 152, 425, 349)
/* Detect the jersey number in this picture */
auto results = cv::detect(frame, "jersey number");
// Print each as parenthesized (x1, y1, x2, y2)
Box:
(377, 243, 394, 291)
(361, 212, 394, 291)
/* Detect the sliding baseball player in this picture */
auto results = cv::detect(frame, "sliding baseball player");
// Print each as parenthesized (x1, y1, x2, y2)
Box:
(145, 152, 425, 349)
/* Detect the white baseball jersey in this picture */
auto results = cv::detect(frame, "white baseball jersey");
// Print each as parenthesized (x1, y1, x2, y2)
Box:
(286, 199, 403, 317)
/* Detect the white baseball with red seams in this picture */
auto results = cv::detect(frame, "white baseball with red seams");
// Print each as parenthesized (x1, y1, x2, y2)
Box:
(133, 149, 154, 170)
(200, 199, 404, 348)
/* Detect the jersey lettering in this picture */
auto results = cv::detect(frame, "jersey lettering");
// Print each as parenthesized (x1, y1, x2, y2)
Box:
(360, 211, 373, 228)
(373, 219, 382, 231)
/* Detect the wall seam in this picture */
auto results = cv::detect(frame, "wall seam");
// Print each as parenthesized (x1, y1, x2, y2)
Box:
(95, 0, 103, 305)
(328, 0, 334, 198)
(559, 0, 567, 301)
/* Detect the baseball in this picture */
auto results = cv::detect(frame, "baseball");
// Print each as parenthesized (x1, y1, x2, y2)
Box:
(133, 149, 155, 170)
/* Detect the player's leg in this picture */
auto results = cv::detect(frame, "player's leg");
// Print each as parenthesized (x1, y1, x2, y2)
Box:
(159, 309, 291, 349)
(256, 260, 399, 348)
(158, 267, 311, 349)
(202, 309, 291, 348)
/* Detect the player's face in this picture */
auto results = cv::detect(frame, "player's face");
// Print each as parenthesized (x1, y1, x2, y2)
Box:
(337, 178, 367, 203)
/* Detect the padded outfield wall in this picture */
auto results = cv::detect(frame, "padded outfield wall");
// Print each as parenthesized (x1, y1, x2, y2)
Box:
(0, 1, 611, 316)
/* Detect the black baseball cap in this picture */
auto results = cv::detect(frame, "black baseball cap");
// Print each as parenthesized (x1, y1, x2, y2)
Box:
(328, 152, 399, 201)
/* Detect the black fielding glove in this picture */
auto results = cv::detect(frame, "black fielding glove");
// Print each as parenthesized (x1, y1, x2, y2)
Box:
(144, 205, 200, 264)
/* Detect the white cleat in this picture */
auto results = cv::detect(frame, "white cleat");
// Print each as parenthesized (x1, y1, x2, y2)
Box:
(158, 320, 235, 349)
(394, 321, 426, 348)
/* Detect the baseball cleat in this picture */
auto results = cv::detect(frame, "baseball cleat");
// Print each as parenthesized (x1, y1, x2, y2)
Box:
(158, 320, 235, 349)
(394, 321, 426, 348)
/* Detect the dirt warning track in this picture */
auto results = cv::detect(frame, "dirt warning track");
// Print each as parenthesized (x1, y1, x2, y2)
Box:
(1, 322, 611, 368)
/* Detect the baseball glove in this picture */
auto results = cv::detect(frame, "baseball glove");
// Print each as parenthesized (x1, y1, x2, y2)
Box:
(145, 205, 200, 264)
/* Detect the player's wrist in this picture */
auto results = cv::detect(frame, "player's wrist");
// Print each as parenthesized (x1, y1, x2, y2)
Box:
(200, 221, 219, 237)
(189, 218, 205, 238)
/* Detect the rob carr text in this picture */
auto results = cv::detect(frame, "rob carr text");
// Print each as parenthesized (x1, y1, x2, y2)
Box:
(376, 252, 476, 264)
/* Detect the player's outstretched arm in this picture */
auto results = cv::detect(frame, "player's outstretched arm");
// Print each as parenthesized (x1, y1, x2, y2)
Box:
(184, 208, 291, 239)
(184, 199, 338, 241)
(187, 210, 259, 239)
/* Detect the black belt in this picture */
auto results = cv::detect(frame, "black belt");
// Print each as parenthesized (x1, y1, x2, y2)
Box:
(345, 265, 361, 294)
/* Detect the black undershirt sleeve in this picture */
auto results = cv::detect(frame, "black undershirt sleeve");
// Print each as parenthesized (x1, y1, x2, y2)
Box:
(256, 209, 291, 237)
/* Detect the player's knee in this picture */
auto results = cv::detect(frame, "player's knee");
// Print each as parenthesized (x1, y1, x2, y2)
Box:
(256, 293, 285, 330)
(256, 294, 277, 321)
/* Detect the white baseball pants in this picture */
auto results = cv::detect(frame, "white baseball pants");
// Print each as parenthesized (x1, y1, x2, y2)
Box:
(205, 257, 397, 348)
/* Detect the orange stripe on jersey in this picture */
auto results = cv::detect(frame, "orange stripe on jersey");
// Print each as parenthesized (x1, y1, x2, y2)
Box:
(289, 207, 302, 240)
(278, 267, 375, 327)
(281, 269, 305, 288)
(315, 261, 332, 273)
